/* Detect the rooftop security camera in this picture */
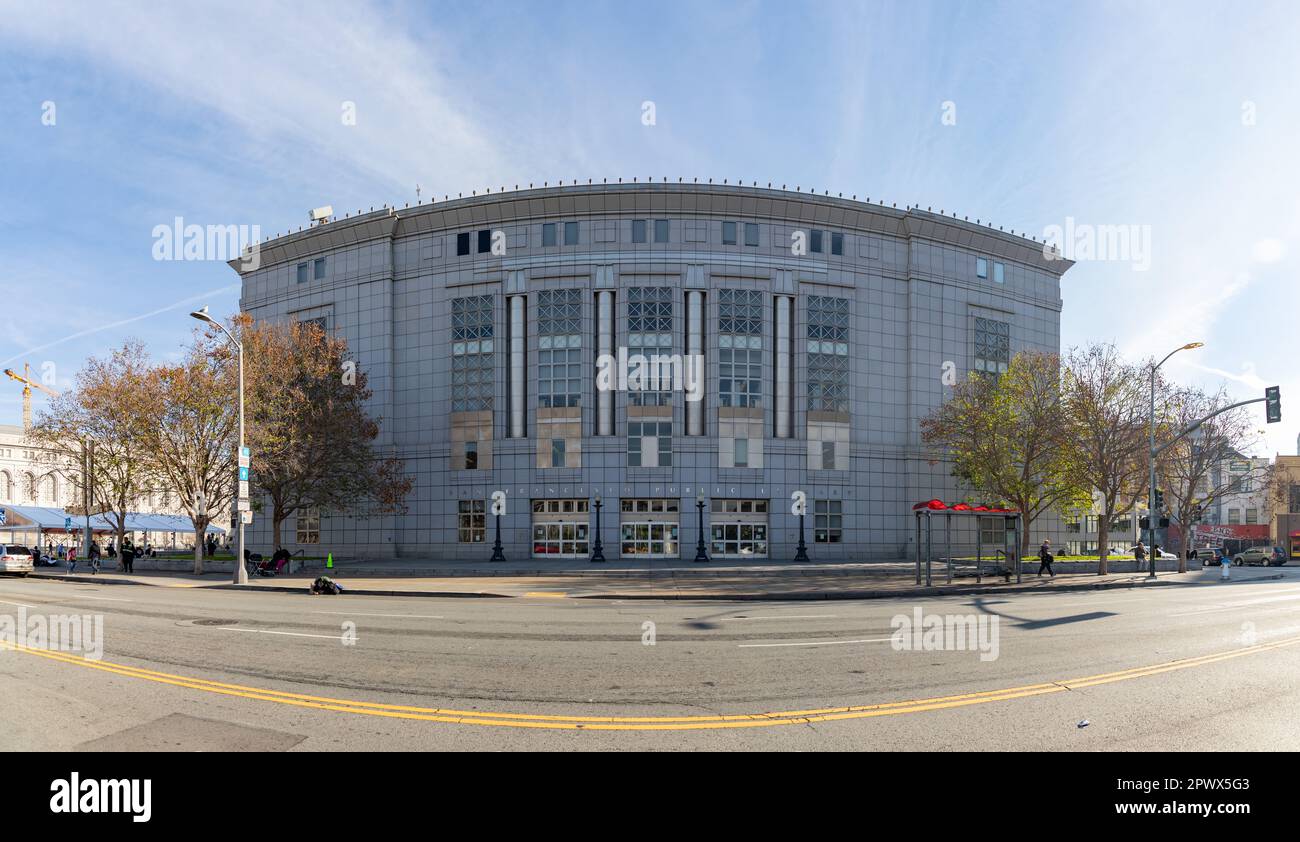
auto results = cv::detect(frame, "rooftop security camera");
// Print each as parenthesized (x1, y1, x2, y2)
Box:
(308, 205, 333, 224)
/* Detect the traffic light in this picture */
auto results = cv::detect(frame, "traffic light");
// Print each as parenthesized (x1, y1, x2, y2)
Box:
(1154, 489, 1165, 511)
(1140, 516, 1150, 530)
(1266, 386, 1281, 424)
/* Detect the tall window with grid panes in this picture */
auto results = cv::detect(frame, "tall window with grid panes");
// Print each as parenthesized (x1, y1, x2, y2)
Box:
(626, 287, 674, 468)
(450, 295, 494, 471)
(536, 288, 583, 469)
(973, 317, 1010, 376)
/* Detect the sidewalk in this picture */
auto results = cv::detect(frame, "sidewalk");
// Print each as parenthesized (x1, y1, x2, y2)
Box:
(26, 565, 1288, 601)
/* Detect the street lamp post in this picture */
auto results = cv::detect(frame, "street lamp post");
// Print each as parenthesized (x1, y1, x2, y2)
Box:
(190, 306, 247, 585)
(590, 493, 605, 563)
(1148, 342, 1204, 580)
(693, 491, 709, 563)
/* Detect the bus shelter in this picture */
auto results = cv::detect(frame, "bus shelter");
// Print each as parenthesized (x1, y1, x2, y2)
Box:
(913, 500, 1023, 587)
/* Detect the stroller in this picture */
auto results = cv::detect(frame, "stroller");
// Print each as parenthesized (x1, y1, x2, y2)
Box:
(245, 548, 290, 577)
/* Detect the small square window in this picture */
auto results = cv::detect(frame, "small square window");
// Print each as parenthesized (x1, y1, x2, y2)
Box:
(457, 232, 471, 256)
(313, 257, 326, 280)
(564, 222, 579, 245)
(831, 232, 844, 256)
(654, 219, 669, 243)
(993, 262, 1005, 283)
(477, 229, 491, 253)
(744, 223, 759, 247)
(810, 230, 824, 253)
(542, 223, 557, 247)
(976, 257, 988, 278)
(296, 263, 308, 284)
(722, 221, 737, 245)
(632, 219, 647, 243)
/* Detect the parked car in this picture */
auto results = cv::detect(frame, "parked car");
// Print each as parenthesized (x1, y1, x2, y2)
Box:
(1231, 546, 1287, 566)
(0, 545, 34, 576)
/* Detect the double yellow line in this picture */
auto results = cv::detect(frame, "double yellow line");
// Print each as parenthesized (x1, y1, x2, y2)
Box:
(6, 634, 1299, 731)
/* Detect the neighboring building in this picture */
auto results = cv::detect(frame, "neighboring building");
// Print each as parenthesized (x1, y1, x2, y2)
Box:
(1206, 455, 1271, 529)
(0, 422, 191, 547)
(230, 182, 1072, 560)
(1271, 455, 1300, 559)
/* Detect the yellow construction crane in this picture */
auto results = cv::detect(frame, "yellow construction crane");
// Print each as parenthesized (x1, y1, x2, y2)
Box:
(3, 363, 61, 432)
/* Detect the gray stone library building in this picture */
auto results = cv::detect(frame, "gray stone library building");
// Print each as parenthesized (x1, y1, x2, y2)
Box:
(231, 182, 1071, 561)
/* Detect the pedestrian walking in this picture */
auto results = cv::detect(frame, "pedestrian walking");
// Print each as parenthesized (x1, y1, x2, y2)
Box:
(88, 540, 101, 575)
(1037, 539, 1055, 577)
(65, 544, 77, 575)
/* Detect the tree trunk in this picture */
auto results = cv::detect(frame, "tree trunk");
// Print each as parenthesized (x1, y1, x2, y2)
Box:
(273, 506, 286, 554)
(1097, 513, 1111, 576)
(192, 517, 207, 575)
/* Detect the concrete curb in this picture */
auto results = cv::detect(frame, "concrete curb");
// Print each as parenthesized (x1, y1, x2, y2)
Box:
(25, 569, 1284, 602)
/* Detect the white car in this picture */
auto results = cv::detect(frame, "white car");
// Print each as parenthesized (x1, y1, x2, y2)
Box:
(1128, 546, 1178, 562)
(0, 545, 34, 576)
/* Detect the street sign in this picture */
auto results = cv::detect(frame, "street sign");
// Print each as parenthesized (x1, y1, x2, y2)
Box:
(238, 466, 249, 481)
(0, 508, 6, 526)
(240, 446, 250, 458)
(64, 517, 72, 531)
(239, 481, 249, 498)
(67, 504, 110, 517)
(237, 499, 251, 512)
(240, 511, 253, 524)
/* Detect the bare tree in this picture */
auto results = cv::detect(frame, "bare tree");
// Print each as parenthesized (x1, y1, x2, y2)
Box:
(137, 334, 238, 574)
(27, 341, 155, 560)
(1061, 343, 1149, 575)
(1157, 385, 1272, 571)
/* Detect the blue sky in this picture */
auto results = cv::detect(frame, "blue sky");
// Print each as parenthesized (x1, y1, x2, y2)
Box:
(1, 0, 1296, 455)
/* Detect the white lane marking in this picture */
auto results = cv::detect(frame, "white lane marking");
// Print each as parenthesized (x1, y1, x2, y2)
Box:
(310, 611, 443, 619)
(215, 627, 348, 640)
(57, 593, 130, 602)
(1169, 594, 1300, 617)
(721, 614, 839, 622)
(0, 598, 37, 609)
(738, 636, 894, 648)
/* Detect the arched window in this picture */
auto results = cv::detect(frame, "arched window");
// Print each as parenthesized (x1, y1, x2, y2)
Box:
(45, 474, 59, 506)
(0, 470, 11, 502)
(23, 473, 37, 503)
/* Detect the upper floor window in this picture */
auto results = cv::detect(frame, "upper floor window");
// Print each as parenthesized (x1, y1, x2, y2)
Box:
(537, 288, 583, 408)
(451, 294, 495, 412)
(976, 257, 989, 278)
(806, 295, 849, 412)
(296, 262, 308, 283)
(542, 223, 557, 247)
(973, 317, 1010, 375)
(477, 229, 492, 254)
(627, 287, 674, 406)
(993, 261, 1005, 283)
(810, 230, 824, 253)
(722, 221, 737, 245)
(632, 219, 647, 243)
(744, 223, 759, 247)
(313, 257, 326, 280)
(457, 232, 471, 256)
(831, 232, 844, 256)
(654, 219, 670, 243)
(718, 289, 763, 408)
(563, 221, 579, 245)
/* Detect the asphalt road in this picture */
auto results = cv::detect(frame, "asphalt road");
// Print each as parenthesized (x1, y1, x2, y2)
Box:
(3, 568, 1300, 751)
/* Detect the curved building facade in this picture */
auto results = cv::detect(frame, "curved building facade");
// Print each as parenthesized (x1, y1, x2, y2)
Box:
(232, 183, 1072, 561)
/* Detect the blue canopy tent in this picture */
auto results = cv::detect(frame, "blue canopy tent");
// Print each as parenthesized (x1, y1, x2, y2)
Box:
(0, 504, 226, 550)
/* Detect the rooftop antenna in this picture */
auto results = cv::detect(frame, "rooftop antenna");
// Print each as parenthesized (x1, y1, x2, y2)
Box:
(416, 183, 421, 202)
